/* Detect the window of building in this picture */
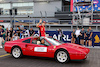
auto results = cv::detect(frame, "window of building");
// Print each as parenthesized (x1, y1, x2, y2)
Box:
(0, 2, 34, 15)
(12, 2, 34, 15)
(0, 3, 11, 15)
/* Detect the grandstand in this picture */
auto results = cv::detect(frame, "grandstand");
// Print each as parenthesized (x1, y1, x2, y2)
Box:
(0, 0, 100, 31)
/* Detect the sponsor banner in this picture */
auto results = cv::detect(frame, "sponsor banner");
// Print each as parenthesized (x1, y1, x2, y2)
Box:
(34, 31, 71, 43)
(35, 31, 100, 46)
(93, 32, 100, 46)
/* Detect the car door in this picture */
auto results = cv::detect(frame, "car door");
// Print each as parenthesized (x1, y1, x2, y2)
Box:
(23, 38, 54, 57)
(33, 38, 54, 57)
(23, 38, 36, 56)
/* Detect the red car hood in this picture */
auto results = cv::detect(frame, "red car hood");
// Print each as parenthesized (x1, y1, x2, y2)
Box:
(60, 43, 90, 54)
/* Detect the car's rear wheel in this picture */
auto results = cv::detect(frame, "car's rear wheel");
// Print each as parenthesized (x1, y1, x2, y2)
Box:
(55, 50, 70, 63)
(12, 47, 23, 59)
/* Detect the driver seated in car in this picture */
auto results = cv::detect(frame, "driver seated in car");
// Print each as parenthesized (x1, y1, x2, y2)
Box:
(40, 38, 45, 45)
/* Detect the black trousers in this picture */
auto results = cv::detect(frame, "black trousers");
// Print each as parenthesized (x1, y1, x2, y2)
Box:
(76, 36, 80, 45)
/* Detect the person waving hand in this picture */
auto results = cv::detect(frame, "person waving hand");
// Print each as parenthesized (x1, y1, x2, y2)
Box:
(36, 19, 46, 37)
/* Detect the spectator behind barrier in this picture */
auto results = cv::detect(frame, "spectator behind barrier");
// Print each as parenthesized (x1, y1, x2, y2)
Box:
(75, 27, 81, 45)
(0, 25, 5, 48)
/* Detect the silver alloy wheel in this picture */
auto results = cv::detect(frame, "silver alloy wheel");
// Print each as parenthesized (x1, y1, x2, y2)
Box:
(57, 51, 68, 63)
(12, 47, 21, 58)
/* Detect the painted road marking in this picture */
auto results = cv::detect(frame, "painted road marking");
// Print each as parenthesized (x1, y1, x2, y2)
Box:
(0, 54, 10, 58)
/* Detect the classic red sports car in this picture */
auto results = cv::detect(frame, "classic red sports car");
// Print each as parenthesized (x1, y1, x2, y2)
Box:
(4, 37, 90, 63)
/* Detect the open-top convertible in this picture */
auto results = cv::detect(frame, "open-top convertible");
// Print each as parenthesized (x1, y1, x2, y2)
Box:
(4, 37, 90, 63)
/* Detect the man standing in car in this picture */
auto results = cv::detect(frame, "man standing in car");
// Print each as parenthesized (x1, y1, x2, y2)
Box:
(36, 19, 46, 37)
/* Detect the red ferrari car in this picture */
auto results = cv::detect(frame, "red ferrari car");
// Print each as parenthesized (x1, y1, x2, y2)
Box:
(4, 37, 90, 63)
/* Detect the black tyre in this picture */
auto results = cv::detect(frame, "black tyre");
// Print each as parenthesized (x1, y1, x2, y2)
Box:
(11, 47, 23, 59)
(55, 50, 70, 63)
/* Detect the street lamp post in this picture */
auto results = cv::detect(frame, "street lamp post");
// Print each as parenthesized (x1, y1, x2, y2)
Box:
(28, 15, 31, 30)
(10, 1, 13, 27)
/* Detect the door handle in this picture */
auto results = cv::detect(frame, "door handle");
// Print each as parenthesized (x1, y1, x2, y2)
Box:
(25, 44, 32, 47)
(25, 44, 28, 47)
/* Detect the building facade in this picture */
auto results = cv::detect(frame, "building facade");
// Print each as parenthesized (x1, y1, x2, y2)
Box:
(0, 0, 62, 21)
(0, 0, 100, 31)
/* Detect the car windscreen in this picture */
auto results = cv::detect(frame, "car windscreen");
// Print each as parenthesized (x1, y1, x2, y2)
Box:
(45, 37, 61, 46)
(50, 38, 64, 43)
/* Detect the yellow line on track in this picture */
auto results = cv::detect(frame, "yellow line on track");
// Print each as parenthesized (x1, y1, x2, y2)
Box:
(0, 54, 10, 58)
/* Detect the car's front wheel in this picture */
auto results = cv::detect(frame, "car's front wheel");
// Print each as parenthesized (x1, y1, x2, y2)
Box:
(12, 47, 23, 59)
(55, 50, 70, 63)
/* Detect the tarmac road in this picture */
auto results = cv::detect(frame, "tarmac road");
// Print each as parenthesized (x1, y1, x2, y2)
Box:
(0, 48, 100, 67)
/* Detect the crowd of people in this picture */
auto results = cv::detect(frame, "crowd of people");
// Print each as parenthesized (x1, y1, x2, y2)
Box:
(0, 23, 35, 48)
(0, 19, 93, 48)
(0, 19, 47, 48)
(71, 27, 93, 46)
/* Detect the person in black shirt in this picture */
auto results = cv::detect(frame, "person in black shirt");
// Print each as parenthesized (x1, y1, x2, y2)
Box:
(9, 27, 14, 41)
(29, 28, 35, 36)
(57, 28, 64, 41)
(85, 29, 90, 46)
(80, 28, 85, 45)
(89, 27, 93, 46)
(71, 29, 76, 43)
(17, 27, 22, 37)
(5, 28, 10, 41)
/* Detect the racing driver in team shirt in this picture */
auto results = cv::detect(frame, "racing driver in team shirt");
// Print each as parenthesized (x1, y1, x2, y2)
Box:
(36, 19, 46, 37)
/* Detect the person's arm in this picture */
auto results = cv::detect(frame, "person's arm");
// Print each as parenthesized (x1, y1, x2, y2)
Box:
(29, 30, 30, 34)
(75, 31, 76, 36)
(45, 33, 46, 36)
(90, 32, 93, 37)
(13, 31, 15, 34)
(71, 32, 73, 37)
(80, 33, 82, 36)
(80, 31, 82, 36)
(1, 32, 5, 35)
(84, 32, 87, 37)
(89, 32, 93, 39)
(31, 31, 35, 36)
(84, 33, 86, 38)
(1, 30, 5, 35)
(5, 30, 7, 36)
(36, 19, 42, 28)
(79, 30, 81, 36)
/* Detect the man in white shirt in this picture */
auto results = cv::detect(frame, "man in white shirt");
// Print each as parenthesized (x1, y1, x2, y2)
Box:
(75, 27, 81, 45)
(24, 28, 30, 37)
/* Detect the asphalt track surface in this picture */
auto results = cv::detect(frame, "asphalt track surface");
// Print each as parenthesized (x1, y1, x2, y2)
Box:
(0, 48, 100, 67)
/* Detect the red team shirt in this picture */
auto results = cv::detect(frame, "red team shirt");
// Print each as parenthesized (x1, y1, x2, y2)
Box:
(39, 25, 45, 37)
